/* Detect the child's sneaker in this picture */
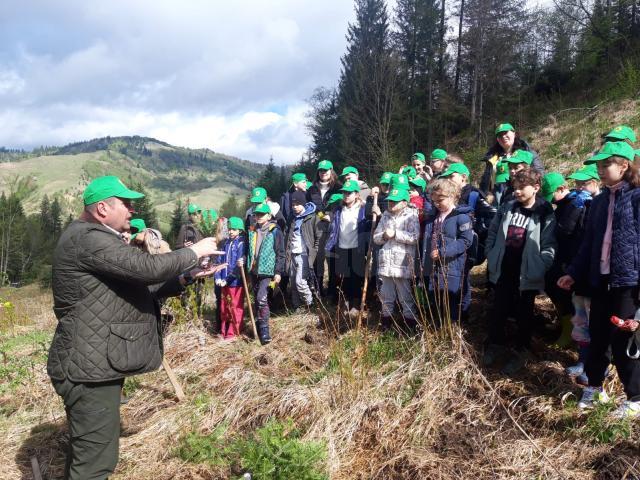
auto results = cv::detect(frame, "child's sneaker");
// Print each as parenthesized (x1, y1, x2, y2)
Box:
(576, 372, 589, 386)
(565, 362, 584, 376)
(611, 400, 640, 419)
(577, 386, 610, 409)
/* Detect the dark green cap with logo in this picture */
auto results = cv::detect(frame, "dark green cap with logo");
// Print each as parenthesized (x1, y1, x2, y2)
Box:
(228, 216, 245, 231)
(379, 172, 393, 184)
(340, 166, 359, 177)
(412, 152, 426, 163)
(605, 125, 637, 143)
(409, 177, 427, 192)
(340, 179, 361, 192)
(504, 149, 533, 165)
(291, 173, 307, 184)
(568, 164, 599, 181)
(250, 187, 268, 203)
(401, 166, 417, 179)
(585, 141, 636, 164)
(541, 172, 566, 202)
(327, 193, 343, 205)
(495, 123, 515, 136)
(83, 175, 144, 206)
(386, 188, 410, 202)
(129, 218, 146, 239)
(430, 149, 447, 160)
(390, 173, 410, 191)
(253, 202, 271, 214)
(440, 163, 470, 178)
(495, 160, 510, 184)
(317, 159, 334, 170)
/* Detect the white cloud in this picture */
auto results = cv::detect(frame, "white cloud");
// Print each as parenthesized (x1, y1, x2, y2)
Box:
(0, 0, 358, 163)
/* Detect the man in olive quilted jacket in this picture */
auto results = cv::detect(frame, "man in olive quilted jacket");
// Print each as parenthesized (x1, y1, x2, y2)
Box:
(47, 176, 223, 480)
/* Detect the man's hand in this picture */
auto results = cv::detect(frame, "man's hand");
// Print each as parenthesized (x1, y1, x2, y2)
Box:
(557, 275, 575, 291)
(191, 263, 227, 279)
(431, 250, 439, 260)
(189, 237, 218, 258)
(273, 274, 282, 284)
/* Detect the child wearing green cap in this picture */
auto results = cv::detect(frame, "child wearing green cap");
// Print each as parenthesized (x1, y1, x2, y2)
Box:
(284, 192, 320, 313)
(373, 187, 421, 333)
(325, 179, 370, 317)
(421, 178, 474, 325)
(558, 141, 640, 417)
(280, 173, 311, 225)
(479, 123, 544, 204)
(484, 169, 557, 374)
(176, 203, 204, 249)
(247, 204, 286, 345)
(309, 161, 342, 296)
(214, 217, 247, 340)
(245, 187, 287, 232)
(411, 152, 432, 182)
(541, 172, 592, 353)
(340, 166, 371, 201)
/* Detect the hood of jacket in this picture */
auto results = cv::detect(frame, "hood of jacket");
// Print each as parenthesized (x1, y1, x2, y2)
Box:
(295, 202, 317, 219)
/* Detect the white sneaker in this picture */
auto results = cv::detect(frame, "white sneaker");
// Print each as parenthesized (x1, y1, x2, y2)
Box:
(611, 400, 640, 419)
(577, 386, 610, 409)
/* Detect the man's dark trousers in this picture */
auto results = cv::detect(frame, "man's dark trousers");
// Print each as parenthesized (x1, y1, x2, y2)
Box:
(53, 378, 124, 480)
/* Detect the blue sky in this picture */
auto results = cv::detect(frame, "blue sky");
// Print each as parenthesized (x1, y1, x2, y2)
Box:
(0, 1, 357, 163)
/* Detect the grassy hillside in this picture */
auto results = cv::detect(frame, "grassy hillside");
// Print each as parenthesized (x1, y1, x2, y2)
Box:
(0, 136, 263, 227)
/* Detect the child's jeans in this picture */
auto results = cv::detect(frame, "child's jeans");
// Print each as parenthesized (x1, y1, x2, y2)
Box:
(219, 285, 244, 339)
(571, 294, 591, 345)
(290, 253, 313, 308)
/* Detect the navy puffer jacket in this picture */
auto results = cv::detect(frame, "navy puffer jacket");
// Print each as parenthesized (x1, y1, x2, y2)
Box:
(568, 181, 640, 289)
(422, 205, 474, 293)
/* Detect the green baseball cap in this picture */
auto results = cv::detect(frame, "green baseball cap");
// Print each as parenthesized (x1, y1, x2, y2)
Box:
(495, 123, 515, 135)
(504, 149, 533, 165)
(379, 171, 393, 184)
(188, 203, 202, 215)
(541, 172, 566, 202)
(327, 193, 343, 205)
(203, 208, 218, 224)
(568, 164, 599, 181)
(412, 152, 426, 163)
(82, 175, 144, 206)
(409, 177, 427, 192)
(386, 188, 410, 202)
(250, 187, 268, 203)
(605, 125, 637, 143)
(291, 172, 307, 184)
(340, 179, 360, 192)
(228, 216, 245, 231)
(495, 160, 510, 184)
(401, 166, 417, 179)
(585, 141, 636, 164)
(129, 218, 146, 239)
(253, 202, 271, 214)
(317, 159, 334, 170)
(440, 163, 470, 178)
(340, 166, 359, 177)
(390, 173, 410, 191)
(430, 149, 447, 160)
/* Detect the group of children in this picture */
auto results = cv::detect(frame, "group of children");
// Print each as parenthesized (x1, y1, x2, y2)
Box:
(145, 122, 640, 419)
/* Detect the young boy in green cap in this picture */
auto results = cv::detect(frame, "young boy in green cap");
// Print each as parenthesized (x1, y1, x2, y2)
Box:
(559, 163, 601, 383)
(340, 165, 371, 201)
(373, 187, 420, 333)
(498, 149, 535, 206)
(429, 149, 448, 177)
(541, 172, 590, 350)
(280, 172, 311, 225)
(215, 217, 247, 340)
(245, 186, 287, 231)
(484, 168, 557, 374)
(247, 203, 286, 344)
(285, 191, 320, 313)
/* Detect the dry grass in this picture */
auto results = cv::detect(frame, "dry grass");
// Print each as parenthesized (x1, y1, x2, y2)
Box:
(1, 275, 639, 479)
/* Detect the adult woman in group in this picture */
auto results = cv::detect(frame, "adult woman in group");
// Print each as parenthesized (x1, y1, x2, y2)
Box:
(479, 123, 544, 202)
(308, 160, 342, 296)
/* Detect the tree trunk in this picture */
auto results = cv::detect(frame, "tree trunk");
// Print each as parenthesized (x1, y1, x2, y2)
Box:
(438, 0, 446, 80)
(454, 0, 465, 95)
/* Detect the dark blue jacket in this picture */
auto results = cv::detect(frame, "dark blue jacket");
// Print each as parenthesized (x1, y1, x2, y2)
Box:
(422, 205, 474, 293)
(568, 182, 640, 289)
(325, 203, 370, 254)
(280, 188, 312, 225)
(214, 236, 246, 287)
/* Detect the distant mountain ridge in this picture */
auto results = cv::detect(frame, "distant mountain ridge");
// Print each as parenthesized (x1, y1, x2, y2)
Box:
(0, 135, 264, 226)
